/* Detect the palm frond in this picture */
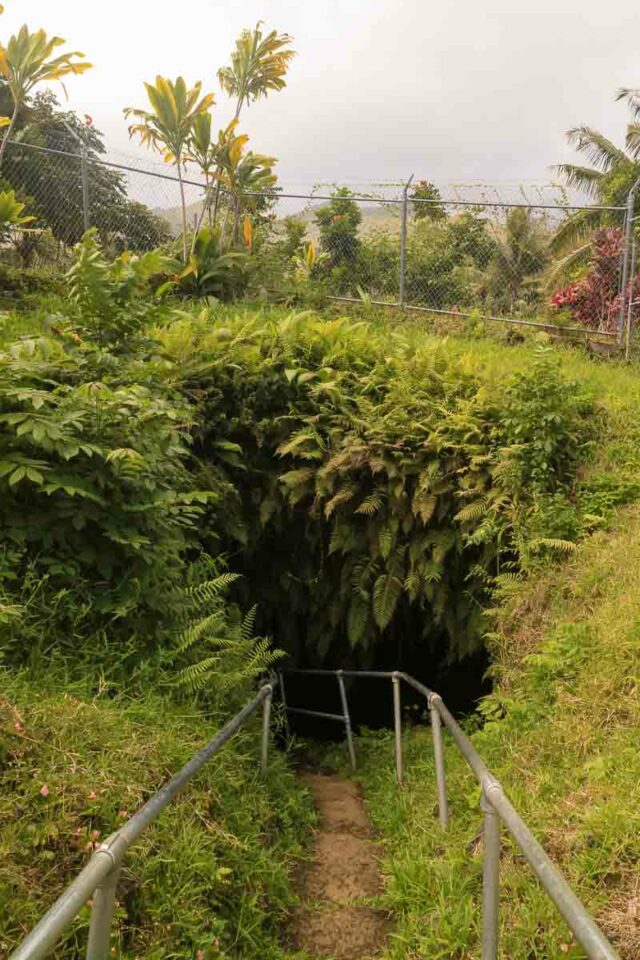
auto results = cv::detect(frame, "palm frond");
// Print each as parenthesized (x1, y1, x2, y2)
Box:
(616, 87, 640, 121)
(565, 126, 627, 172)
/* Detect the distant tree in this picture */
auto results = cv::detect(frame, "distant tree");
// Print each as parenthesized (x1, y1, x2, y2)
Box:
(411, 180, 447, 221)
(486, 208, 548, 311)
(280, 216, 307, 258)
(1, 92, 169, 250)
(447, 210, 497, 266)
(315, 188, 362, 267)
(0, 25, 91, 165)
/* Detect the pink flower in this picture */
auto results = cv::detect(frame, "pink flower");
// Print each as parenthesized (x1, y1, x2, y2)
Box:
(39, 784, 49, 797)
(87, 791, 98, 800)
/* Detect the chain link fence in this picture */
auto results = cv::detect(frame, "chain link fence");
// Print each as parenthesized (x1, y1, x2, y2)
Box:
(1, 139, 637, 342)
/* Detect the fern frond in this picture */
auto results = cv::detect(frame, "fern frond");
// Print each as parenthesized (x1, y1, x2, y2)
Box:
(241, 605, 258, 641)
(529, 538, 577, 553)
(372, 572, 403, 630)
(355, 493, 384, 515)
(455, 499, 487, 523)
(176, 611, 227, 652)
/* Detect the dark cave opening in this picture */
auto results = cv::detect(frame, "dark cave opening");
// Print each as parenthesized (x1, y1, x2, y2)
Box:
(278, 634, 492, 742)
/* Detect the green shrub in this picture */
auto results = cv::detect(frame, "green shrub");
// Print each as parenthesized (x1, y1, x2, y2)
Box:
(0, 331, 206, 673)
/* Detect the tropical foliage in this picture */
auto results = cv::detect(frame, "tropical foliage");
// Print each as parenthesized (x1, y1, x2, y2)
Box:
(217, 22, 295, 119)
(125, 76, 215, 260)
(0, 25, 91, 163)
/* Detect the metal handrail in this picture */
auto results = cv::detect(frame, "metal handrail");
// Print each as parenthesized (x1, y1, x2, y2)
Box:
(9, 684, 274, 960)
(280, 669, 621, 960)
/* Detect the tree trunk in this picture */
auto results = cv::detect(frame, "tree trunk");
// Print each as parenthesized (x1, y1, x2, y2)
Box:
(0, 105, 19, 169)
(177, 161, 188, 262)
(232, 195, 241, 245)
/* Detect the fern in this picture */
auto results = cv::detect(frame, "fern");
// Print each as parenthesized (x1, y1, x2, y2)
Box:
(170, 558, 282, 703)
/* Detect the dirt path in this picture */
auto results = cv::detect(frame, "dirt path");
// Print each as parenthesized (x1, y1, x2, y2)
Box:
(290, 773, 389, 960)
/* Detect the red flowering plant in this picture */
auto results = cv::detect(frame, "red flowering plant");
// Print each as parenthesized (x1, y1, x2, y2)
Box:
(550, 227, 640, 331)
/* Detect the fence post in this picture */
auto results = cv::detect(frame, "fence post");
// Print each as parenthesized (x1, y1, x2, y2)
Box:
(337, 670, 356, 772)
(260, 685, 272, 773)
(85, 859, 122, 960)
(429, 696, 449, 829)
(625, 233, 638, 360)
(392, 672, 403, 785)
(618, 177, 640, 343)
(80, 144, 91, 234)
(480, 789, 500, 960)
(398, 174, 414, 309)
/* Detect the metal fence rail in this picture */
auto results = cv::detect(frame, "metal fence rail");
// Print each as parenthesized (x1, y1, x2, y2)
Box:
(9, 683, 274, 960)
(280, 669, 621, 960)
(2, 138, 637, 342)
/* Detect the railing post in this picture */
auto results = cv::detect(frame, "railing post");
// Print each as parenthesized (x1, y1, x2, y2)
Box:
(481, 789, 501, 960)
(398, 174, 414, 309)
(278, 671, 291, 743)
(429, 695, 449, 829)
(337, 670, 356, 772)
(260, 685, 273, 773)
(85, 858, 121, 960)
(392, 672, 403, 785)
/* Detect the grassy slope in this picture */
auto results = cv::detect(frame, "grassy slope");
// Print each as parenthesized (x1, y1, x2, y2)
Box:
(0, 673, 313, 960)
(352, 510, 640, 959)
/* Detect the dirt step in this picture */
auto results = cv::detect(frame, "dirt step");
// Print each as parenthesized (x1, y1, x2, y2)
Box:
(291, 905, 389, 960)
(290, 773, 390, 960)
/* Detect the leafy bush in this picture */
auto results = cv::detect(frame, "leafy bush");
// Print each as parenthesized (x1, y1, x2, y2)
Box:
(551, 227, 640, 332)
(66, 229, 168, 344)
(172, 227, 248, 300)
(0, 330, 207, 673)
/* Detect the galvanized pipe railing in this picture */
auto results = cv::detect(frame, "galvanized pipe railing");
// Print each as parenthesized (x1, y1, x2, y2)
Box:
(9, 683, 274, 960)
(280, 669, 621, 960)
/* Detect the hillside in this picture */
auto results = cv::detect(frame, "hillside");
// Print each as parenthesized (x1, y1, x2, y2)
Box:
(346, 502, 640, 958)
(1, 282, 640, 959)
(154, 199, 402, 238)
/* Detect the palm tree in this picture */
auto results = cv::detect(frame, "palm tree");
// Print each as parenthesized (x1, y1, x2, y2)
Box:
(210, 24, 293, 230)
(125, 77, 214, 261)
(217, 22, 295, 121)
(551, 95, 640, 268)
(0, 26, 91, 166)
(487, 207, 548, 312)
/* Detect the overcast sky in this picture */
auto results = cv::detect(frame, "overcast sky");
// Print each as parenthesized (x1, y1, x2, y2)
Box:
(5, 0, 640, 189)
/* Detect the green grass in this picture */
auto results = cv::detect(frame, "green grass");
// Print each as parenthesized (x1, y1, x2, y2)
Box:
(0, 673, 314, 960)
(346, 504, 640, 959)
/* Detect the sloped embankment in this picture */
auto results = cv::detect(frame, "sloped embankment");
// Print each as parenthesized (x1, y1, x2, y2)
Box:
(352, 504, 640, 959)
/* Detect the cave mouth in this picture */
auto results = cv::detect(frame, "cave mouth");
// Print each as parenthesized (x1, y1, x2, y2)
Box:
(279, 639, 492, 742)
